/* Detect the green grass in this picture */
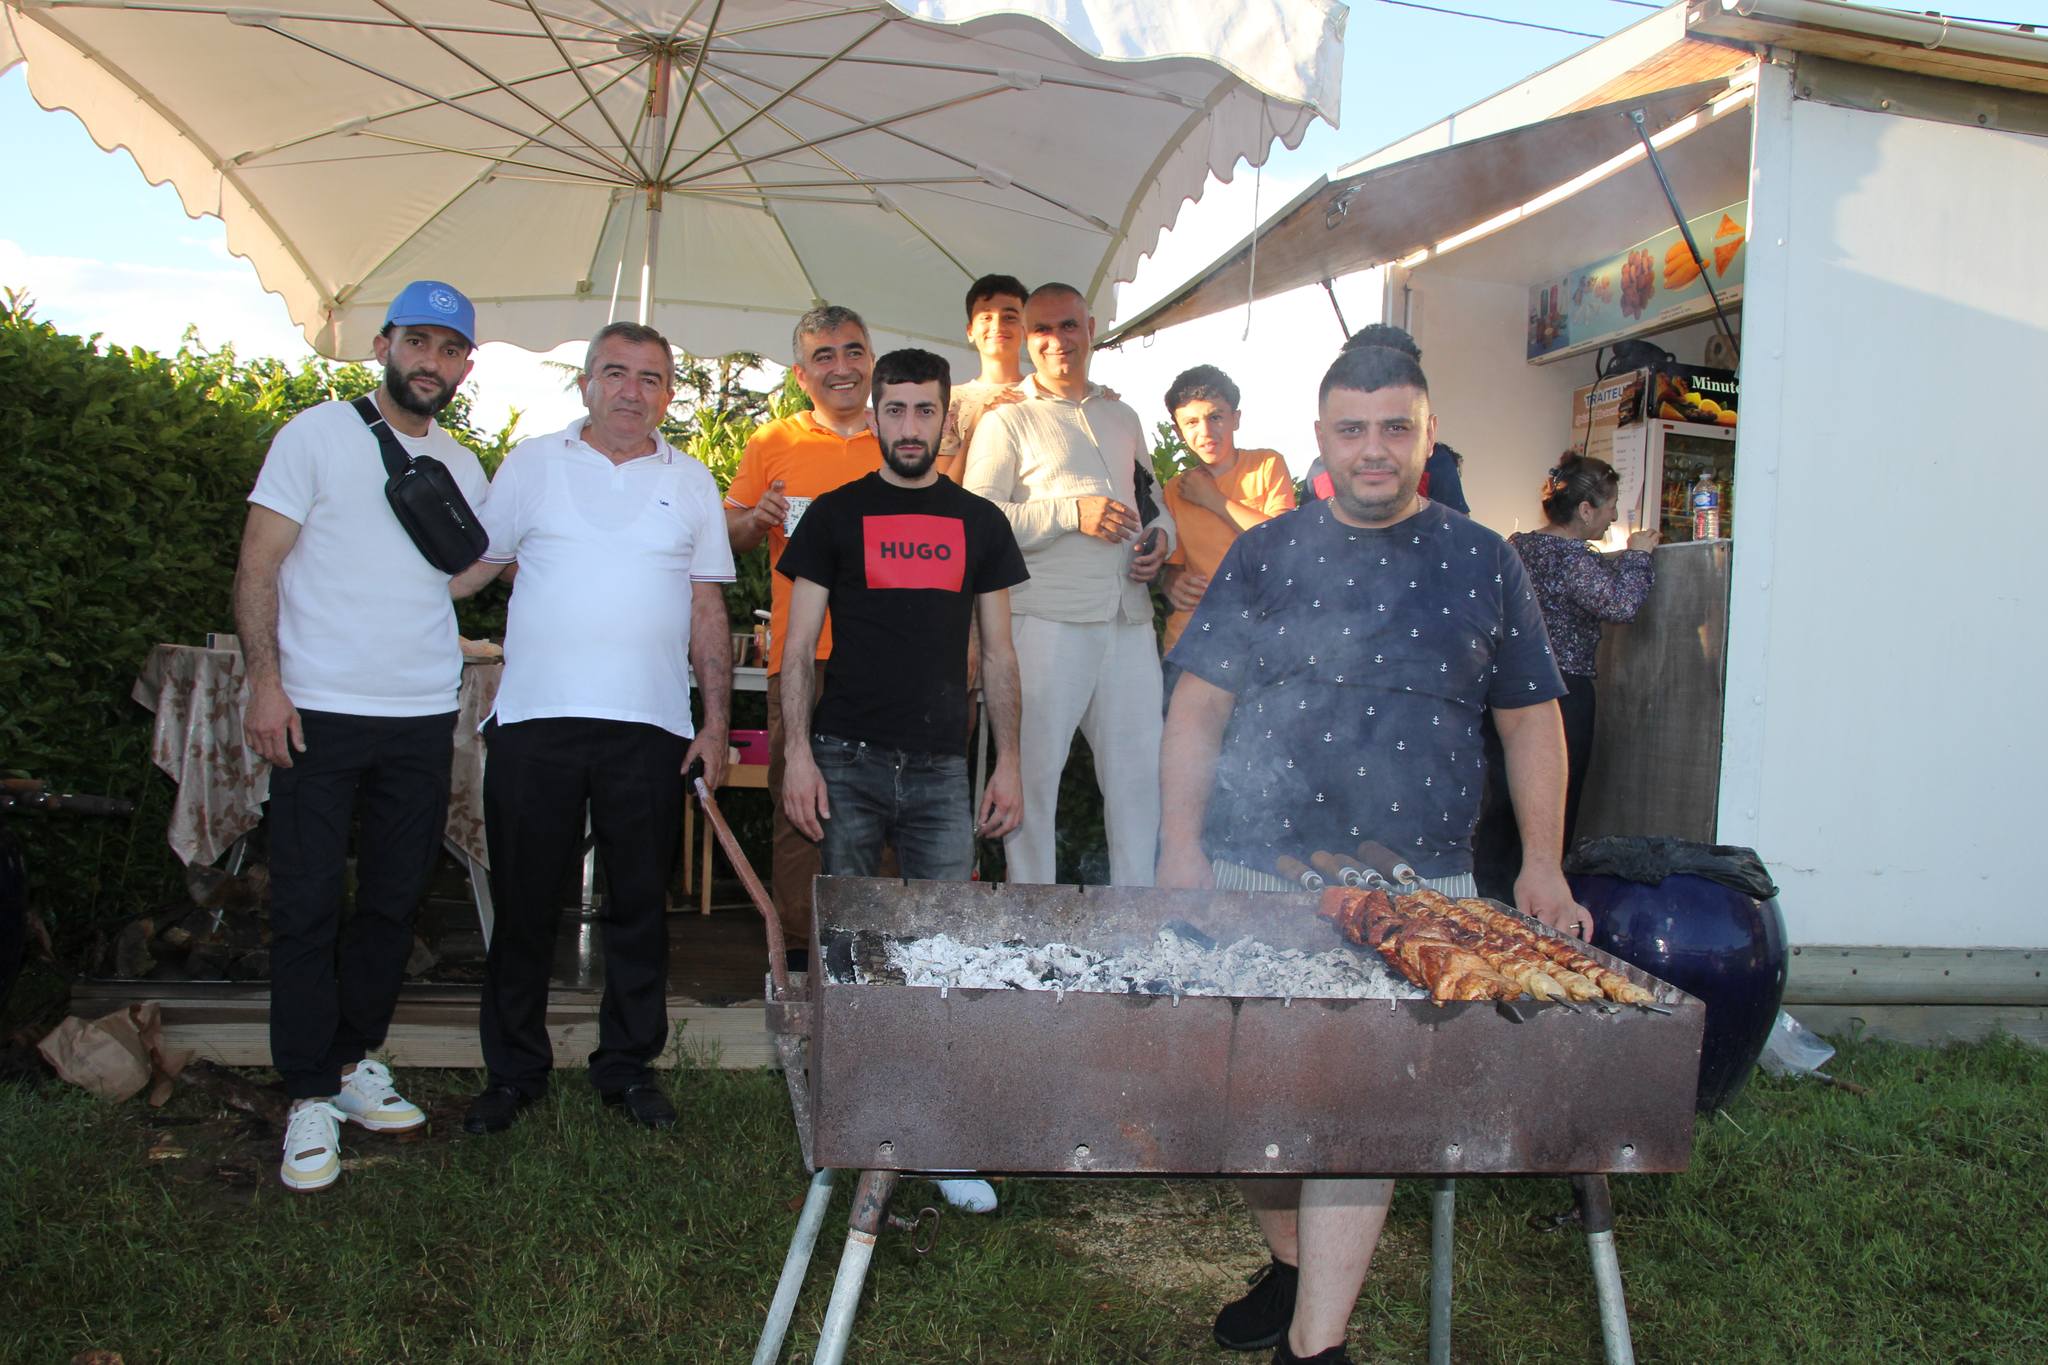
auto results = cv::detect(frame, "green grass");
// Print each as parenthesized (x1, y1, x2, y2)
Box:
(1, 1036, 2043, 1363)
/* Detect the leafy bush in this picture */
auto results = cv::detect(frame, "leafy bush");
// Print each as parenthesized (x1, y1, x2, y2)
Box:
(0, 295, 514, 952)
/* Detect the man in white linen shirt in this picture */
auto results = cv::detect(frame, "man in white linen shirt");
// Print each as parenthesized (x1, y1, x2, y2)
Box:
(961, 282, 1174, 886)
(451, 322, 734, 1135)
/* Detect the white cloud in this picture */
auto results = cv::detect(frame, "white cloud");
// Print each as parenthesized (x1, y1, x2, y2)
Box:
(2, 239, 595, 442)
(0, 237, 311, 361)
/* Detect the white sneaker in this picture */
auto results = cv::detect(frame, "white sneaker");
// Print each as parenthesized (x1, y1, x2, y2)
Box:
(333, 1059, 426, 1133)
(280, 1100, 346, 1192)
(935, 1178, 998, 1214)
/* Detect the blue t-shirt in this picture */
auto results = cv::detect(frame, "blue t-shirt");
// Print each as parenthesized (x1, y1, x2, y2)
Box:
(1168, 499, 1564, 878)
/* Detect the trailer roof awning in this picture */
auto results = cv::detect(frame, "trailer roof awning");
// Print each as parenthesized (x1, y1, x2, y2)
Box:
(1101, 80, 1733, 347)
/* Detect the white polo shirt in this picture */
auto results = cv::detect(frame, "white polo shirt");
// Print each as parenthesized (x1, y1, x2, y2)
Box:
(248, 398, 489, 717)
(480, 422, 735, 737)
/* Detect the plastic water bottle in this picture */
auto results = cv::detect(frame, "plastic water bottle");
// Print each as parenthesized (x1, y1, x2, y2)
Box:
(1690, 471, 1721, 540)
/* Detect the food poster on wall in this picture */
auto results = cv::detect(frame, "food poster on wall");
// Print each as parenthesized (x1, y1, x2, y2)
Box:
(1528, 202, 1748, 361)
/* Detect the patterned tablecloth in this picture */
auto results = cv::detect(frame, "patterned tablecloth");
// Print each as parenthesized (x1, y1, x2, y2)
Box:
(132, 644, 501, 869)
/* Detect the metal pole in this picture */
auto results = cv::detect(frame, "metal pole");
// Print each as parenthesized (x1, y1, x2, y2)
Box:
(1320, 277, 1350, 339)
(640, 50, 672, 325)
(752, 1168, 838, 1365)
(1428, 1177, 1455, 1365)
(1572, 1174, 1637, 1365)
(1627, 107, 1739, 362)
(813, 1170, 900, 1365)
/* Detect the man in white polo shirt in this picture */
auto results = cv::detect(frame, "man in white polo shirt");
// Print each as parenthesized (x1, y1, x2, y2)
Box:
(233, 279, 489, 1193)
(962, 282, 1174, 886)
(452, 322, 734, 1134)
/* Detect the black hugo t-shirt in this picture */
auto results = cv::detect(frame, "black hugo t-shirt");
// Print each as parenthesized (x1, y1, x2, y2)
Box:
(776, 472, 1028, 755)
(1168, 499, 1564, 878)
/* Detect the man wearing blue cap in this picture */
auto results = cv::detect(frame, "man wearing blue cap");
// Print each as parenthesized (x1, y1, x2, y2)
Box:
(233, 280, 489, 1192)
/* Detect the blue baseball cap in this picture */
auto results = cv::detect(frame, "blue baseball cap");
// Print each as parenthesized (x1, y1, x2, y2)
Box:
(383, 280, 477, 348)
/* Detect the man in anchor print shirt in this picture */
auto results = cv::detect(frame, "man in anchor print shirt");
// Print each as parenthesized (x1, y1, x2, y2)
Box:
(1155, 343, 1588, 1365)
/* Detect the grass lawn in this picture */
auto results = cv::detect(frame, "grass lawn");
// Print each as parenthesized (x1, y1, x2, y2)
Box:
(1, 1033, 2042, 1363)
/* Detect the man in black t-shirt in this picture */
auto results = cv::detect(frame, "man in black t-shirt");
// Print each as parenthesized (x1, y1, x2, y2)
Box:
(777, 346, 1029, 880)
(777, 347, 1029, 1215)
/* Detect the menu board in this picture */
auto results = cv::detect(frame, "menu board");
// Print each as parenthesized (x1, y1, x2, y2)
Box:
(1529, 201, 1748, 361)
(1571, 373, 1650, 533)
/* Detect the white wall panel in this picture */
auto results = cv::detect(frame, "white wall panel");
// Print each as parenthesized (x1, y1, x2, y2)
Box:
(1720, 70, 2048, 946)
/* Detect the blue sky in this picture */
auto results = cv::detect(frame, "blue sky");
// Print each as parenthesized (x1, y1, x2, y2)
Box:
(6, 0, 2045, 445)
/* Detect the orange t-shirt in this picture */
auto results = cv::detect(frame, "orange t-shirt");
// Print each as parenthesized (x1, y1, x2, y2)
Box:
(1161, 447, 1297, 653)
(725, 411, 881, 674)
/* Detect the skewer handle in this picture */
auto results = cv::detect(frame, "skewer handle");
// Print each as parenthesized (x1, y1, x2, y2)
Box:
(688, 758, 790, 997)
(1310, 849, 1366, 887)
(1275, 855, 1325, 891)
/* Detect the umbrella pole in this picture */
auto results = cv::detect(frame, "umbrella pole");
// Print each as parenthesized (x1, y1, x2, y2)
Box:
(639, 51, 672, 326)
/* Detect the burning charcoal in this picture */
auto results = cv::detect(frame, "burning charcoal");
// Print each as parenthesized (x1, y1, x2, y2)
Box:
(1162, 919, 1216, 950)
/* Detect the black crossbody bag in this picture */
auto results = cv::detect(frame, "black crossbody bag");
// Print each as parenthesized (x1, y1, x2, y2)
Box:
(352, 395, 489, 574)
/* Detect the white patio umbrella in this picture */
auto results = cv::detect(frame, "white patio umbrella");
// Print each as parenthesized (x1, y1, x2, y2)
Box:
(2, 0, 1345, 361)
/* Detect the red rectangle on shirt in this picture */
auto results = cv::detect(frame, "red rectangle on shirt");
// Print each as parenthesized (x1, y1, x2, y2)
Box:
(863, 513, 966, 591)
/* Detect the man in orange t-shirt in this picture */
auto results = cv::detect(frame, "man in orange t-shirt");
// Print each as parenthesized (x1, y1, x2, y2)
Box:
(725, 305, 881, 958)
(1159, 365, 1296, 700)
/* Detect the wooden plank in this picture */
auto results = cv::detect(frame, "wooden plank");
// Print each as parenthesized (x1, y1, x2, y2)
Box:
(157, 1004, 777, 1070)
(1791, 1004, 2048, 1050)
(68, 979, 780, 1070)
(1785, 945, 2047, 1006)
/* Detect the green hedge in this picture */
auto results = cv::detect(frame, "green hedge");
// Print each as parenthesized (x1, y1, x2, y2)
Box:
(0, 298, 523, 952)
(3, 302, 279, 945)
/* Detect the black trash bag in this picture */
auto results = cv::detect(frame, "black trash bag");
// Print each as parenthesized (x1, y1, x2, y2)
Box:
(1564, 835, 1778, 901)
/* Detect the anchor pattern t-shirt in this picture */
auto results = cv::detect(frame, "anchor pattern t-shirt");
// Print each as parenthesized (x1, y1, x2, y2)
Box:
(776, 472, 1027, 755)
(1167, 499, 1564, 879)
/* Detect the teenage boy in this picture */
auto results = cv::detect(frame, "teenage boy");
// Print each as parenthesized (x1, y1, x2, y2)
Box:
(935, 272, 1031, 483)
(776, 347, 1029, 1212)
(1157, 365, 1297, 686)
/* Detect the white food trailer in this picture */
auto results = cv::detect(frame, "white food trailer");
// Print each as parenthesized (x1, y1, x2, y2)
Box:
(1108, 0, 2048, 1044)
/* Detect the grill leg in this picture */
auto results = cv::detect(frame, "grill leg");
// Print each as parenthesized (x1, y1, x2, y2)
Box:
(1428, 1178, 1455, 1365)
(1572, 1174, 1636, 1365)
(812, 1170, 900, 1365)
(752, 1168, 838, 1365)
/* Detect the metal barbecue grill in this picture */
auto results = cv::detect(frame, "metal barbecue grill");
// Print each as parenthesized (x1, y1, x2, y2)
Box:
(687, 773, 1705, 1365)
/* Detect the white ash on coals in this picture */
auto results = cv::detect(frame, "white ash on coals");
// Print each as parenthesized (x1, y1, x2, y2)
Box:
(854, 927, 1426, 1001)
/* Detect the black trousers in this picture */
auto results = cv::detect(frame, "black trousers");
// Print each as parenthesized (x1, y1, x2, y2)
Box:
(266, 709, 455, 1099)
(1471, 673, 1598, 904)
(481, 716, 686, 1097)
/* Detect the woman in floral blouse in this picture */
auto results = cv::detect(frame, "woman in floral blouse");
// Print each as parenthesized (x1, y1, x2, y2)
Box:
(1472, 454, 1659, 899)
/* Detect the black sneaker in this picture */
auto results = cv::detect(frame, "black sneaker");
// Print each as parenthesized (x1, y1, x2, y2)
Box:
(1273, 1345, 1351, 1365)
(1213, 1257, 1298, 1351)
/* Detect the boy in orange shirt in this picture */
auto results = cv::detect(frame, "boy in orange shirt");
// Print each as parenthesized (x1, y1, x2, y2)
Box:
(1159, 365, 1297, 699)
(725, 305, 881, 961)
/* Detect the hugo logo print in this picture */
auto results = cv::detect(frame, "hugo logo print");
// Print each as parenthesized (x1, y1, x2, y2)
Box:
(864, 514, 966, 590)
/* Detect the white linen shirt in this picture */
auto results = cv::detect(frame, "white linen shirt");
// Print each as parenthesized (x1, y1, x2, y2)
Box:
(960, 375, 1175, 624)
(479, 422, 735, 737)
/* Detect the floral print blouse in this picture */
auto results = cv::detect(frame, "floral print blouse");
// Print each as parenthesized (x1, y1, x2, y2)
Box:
(1508, 531, 1654, 677)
